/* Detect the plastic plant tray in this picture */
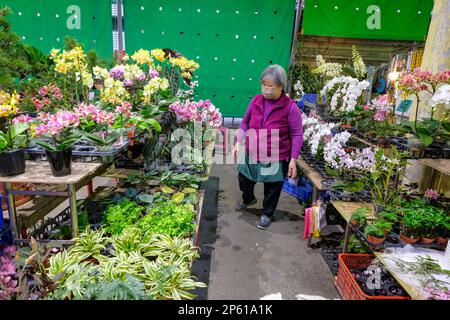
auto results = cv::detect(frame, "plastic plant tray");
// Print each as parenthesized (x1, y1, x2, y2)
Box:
(25, 139, 130, 157)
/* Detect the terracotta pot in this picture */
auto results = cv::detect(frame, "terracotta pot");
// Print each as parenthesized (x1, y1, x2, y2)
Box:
(400, 233, 419, 245)
(436, 237, 449, 246)
(367, 234, 386, 245)
(418, 237, 436, 245)
(351, 220, 360, 227)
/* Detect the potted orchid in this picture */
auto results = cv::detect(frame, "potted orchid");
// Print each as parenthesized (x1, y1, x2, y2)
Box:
(324, 131, 374, 193)
(396, 69, 450, 148)
(74, 103, 124, 151)
(0, 91, 29, 176)
(364, 146, 407, 212)
(32, 111, 81, 176)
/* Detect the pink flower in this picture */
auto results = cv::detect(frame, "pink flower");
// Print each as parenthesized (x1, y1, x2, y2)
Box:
(38, 86, 49, 96)
(12, 114, 33, 124)
(43, 98, 51, 106)
(115, 101, 132, 117)
(34, 111, 79, 137)
(363, 104, 370, 110)
(32, 97, 43, 110)
(52, 87, 63, 100)
(424, 188, 439, 201)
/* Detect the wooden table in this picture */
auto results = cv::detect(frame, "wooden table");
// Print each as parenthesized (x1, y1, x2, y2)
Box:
(1, 161, 111, 241)
(296, 156, 326, 201)
(331, 201, 375, 252)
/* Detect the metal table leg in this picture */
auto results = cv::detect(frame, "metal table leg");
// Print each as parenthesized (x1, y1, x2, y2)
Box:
(5, 182, 20, 240)
(68, 184, 78, 238)
(342, 222, 351, 253)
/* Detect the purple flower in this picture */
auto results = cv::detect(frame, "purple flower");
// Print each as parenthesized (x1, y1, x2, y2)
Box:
(148, 68, 160, 78)
(123, 79, 134, 87)
(109, 66, 124, 80)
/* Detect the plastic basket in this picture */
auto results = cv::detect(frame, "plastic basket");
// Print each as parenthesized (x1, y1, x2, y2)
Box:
(0, 224, 12, 246)
(336, 254, 410, 300)
(282, 177, 313, 201)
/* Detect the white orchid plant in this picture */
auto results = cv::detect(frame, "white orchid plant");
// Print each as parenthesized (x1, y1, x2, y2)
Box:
(302, 116, 338, 156)
(320, 76, 371, 114)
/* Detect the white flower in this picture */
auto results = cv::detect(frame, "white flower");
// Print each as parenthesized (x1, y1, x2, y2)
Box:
(431, 84, 450, 107)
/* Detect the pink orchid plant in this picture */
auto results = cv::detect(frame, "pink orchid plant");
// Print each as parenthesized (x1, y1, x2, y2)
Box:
(32, 110, 80, 152)
(31, 85, 63, 112)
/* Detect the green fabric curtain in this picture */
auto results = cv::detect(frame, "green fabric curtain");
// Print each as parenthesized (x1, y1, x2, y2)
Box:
(124, 0, 296, 117)
(302, 0, 433, 41)
(0, 0, 113, 58)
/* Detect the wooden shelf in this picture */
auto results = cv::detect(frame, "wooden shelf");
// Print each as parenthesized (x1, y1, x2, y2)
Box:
(0, 161, 109, 184)
(418, 158, 450, 176)
(296, 156, 325, 191)
(331, 201, 375, 223)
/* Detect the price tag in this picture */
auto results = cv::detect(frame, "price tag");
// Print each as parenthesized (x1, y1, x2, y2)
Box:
(397, 100, 412, 113)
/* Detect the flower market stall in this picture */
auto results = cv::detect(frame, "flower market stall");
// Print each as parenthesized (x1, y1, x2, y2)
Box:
(290, 41, 450, 300)
(0, 3, 222, 298)
(1, 0, 450, 304)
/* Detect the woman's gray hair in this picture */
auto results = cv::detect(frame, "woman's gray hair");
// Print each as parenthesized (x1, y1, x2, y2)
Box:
(260, 64, 287, 90)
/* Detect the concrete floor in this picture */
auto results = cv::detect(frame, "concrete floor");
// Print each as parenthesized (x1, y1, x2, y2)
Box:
(192, 161, 340, 300)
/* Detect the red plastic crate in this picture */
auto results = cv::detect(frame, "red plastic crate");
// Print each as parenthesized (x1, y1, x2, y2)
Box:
(336, 253, 410, 300)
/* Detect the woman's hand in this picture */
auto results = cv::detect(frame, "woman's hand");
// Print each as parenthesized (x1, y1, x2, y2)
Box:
(232, 143, 240, 161)
(288, 159, 297, 179)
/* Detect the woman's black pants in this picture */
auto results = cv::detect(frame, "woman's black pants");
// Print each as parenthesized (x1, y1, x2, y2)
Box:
(238, 161, 288, 218)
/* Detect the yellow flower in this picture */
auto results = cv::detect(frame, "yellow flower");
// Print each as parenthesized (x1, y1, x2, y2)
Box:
(151, 49, 166, 62)
(0, 91, 19, 117)
(169, 56, 200, 80)
(131, 49, 154, 66)
(49, 48, 60, 59)
(143, 77, 169, 101)
(52, 46, 88, 75)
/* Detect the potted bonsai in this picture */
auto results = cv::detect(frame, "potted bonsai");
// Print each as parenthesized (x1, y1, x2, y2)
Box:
(0, 91, 29, 176)
(364, 220, 392, 245)
(32, 111, 80, 176)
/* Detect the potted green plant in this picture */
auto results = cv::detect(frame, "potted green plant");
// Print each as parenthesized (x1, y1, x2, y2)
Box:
(32, 111, 80, 176)
(399, 209, 420, 245)
(350, 207, 369, 227)
(436, 219, 450, 247)
(364, 220, 392, 245)
(0, 91, 29, 176)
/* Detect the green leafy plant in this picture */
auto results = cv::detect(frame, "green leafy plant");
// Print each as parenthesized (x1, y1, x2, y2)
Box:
(103, 199, 144, 235)
(46, 228, 205, 300)
(399, 199, 447, 238)
(350, 207, 370, 226)
(346, 234, 371, 254)
(364, 219, 392, 238)
(66, 227, 107, 261)
(160, 170, 200, 189)
(138, 201, 196, 238)
(82, 275, 147, 300)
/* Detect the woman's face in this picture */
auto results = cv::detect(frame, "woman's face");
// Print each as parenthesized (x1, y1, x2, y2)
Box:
(261, 78, 283, 100)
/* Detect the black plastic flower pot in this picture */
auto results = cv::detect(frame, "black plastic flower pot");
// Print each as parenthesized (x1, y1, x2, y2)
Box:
(0, 149, 26, 176)
(46, 149, 72, 177)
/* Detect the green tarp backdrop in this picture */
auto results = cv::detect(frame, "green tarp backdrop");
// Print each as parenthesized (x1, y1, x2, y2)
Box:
(124, 0, 296, 117)
(0, 0, 296, 117)
(0, 0, 113, 58)
(302, 0, 434, 41)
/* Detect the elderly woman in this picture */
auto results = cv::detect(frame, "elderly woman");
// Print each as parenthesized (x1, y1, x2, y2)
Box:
(233, 64, 303, 230)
